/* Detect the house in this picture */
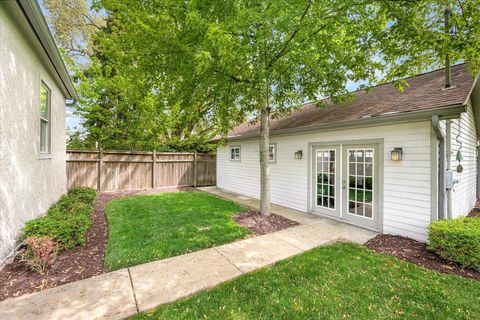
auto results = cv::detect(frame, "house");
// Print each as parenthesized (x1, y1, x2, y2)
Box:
(0, 1, 77, 263)
(217, 64, 479, 242)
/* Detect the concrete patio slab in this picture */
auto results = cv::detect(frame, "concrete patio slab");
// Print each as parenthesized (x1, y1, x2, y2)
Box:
(310, 220, 377, 244)
(198, 186, 320, 225)
(129, 247, 242, 312)
(272, 224, 340, 250)
(0, 269, 136, 320)
(273, 219, 377, 250)
(215, 234, 302, 273)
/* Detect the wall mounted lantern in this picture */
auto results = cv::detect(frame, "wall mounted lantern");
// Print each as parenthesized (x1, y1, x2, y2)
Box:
(391, 147, 403, 161)
(294, 150, 303, 159)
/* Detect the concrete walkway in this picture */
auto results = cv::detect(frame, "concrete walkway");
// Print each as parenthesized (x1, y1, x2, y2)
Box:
(0, 188, 376, 320)
(198, 186, 322, 225)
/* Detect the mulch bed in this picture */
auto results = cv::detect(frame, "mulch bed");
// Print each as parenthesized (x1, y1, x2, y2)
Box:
(365, 234, 480, 281)
(468, 209, 480, 218)
(234, 210, 299, 235)
(0, 187, 188, 302)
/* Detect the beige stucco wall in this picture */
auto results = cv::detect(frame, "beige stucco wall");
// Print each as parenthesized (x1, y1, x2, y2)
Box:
(0, 5, 67, 262)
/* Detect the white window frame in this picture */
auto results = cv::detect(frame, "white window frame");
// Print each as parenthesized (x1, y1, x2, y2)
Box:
(39, 81, 51, 157)
(230, 145, 241, 161)
(269, 143, 277, 163)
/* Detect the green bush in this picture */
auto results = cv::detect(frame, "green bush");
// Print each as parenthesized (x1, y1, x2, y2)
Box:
(428, 217, 480, 271)
(22, 188, 96, 250)
(67, 187, 97, 204)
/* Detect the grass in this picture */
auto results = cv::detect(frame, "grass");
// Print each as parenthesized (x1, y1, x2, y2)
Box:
(133, 243, 480, 320)
(104, 191, 250, 270)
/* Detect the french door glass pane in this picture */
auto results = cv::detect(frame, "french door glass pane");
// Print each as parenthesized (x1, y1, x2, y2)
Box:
(347, 148, 374, 218)
(316, 149, 335, 209)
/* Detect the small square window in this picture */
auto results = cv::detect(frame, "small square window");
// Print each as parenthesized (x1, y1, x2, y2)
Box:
(230, 146, 241, 161)
(269, 143, 276, 163)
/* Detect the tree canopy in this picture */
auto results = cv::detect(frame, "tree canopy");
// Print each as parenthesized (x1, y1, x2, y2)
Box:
(83, 0, 480, 213)
(92, 0, 480, 117)
(45, 0, 480, 152)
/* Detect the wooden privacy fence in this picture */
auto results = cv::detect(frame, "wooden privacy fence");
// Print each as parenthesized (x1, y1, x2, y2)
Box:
(66, 150, 216, 192)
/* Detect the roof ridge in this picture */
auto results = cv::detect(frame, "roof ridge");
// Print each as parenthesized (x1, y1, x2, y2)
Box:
(346, 62, 467, 95)
(227, 62, 474, 139)
(298, 62, 467, 109)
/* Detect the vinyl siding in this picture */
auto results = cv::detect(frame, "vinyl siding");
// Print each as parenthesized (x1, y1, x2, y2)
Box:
(449, 101, 478, 217)
(217, 121, 433, 241)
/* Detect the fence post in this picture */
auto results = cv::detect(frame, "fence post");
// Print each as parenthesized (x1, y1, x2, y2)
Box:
(152, 150, 156, 189)
(97, 148, 103, 192)
(194, 151, 197, 187)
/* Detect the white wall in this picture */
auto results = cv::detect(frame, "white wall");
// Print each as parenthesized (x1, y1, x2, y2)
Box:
(449, 101, 478, 217)
(218, 121, 433, 241)
(0, 6, 67, 262)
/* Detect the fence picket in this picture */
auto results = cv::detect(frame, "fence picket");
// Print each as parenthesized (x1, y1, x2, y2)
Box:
(66, 150, 216, 191)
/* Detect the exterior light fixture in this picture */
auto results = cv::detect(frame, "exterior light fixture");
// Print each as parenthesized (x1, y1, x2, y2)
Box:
(294, 150, 303, 159)
(391, 147, 403, 161)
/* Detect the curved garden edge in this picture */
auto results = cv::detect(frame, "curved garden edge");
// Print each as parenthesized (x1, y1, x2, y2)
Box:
(0, 187, 299, 301)
(366, 216, 480, 281)
(0, 188, 181, 302)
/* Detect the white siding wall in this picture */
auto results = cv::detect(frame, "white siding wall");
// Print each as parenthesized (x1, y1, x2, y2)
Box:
(0, 6, 67, 262)
(218, 121, 433, 241)
(449, 101, 478, 217)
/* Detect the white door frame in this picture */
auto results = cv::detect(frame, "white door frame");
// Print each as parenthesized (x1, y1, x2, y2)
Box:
(307, 139, 384, 232)
(311, 145, 341, 218)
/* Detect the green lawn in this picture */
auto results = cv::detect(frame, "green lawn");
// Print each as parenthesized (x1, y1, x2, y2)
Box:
(134, 243, 480, 320)
(104, 191, 250, 270)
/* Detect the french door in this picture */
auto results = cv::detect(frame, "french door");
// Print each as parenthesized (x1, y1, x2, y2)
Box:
(312, 143, 379, 230)
(313, 146, 341, 218)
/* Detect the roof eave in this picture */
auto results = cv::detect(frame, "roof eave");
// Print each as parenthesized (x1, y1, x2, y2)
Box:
(225, 104, 467, 142)
(17, 0, 78, 100)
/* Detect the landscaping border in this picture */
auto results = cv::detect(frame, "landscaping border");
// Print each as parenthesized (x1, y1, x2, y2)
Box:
(365, 234, 480, 280)
(0, 187, 187, 301)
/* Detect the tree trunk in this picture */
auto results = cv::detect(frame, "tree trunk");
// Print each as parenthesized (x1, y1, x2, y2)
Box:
(260, 104, 271, 216)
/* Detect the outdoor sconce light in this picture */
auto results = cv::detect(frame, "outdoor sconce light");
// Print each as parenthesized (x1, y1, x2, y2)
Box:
(391, 147, 403, 161)
(294, 150, 303, 159)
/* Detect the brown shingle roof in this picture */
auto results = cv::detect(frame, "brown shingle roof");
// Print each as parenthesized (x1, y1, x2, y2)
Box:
(227, 64, 476, 139)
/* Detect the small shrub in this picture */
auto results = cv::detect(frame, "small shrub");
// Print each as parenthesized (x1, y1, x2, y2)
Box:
(67, 187, 97, 205)
(428, 217, 480, 271)
(21, 237, 58, 273)
(23, 188, 96, 251)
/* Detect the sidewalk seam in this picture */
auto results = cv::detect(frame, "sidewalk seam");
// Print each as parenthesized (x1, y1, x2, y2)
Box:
(127, 268, 140, 313)
(270, 233, 306, 252)
(213, 247, 245, 275)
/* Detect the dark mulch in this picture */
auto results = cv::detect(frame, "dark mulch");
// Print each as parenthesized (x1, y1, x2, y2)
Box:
(366, 234, 480, 281)
(0, 187, 188, 302)
(468, 201, 480, 217)
(234, 210, 299, 235)
(468, 209, 480, 218)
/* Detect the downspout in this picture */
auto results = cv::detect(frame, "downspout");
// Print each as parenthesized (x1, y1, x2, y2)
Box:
(432, 115, 446, 219)
(446, 120, 453, 219)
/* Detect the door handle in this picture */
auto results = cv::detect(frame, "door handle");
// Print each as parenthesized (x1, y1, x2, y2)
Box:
(342, 180, 346, 189)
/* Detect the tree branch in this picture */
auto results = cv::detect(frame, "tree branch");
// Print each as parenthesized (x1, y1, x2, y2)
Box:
(213, 69, 252, 84)
(267, 0, 313, 68)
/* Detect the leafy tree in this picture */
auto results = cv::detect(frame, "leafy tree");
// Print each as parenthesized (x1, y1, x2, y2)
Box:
(42, 0, 104, 61)
(93, 0, 480, 215)
(43, 0, 221, 151)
